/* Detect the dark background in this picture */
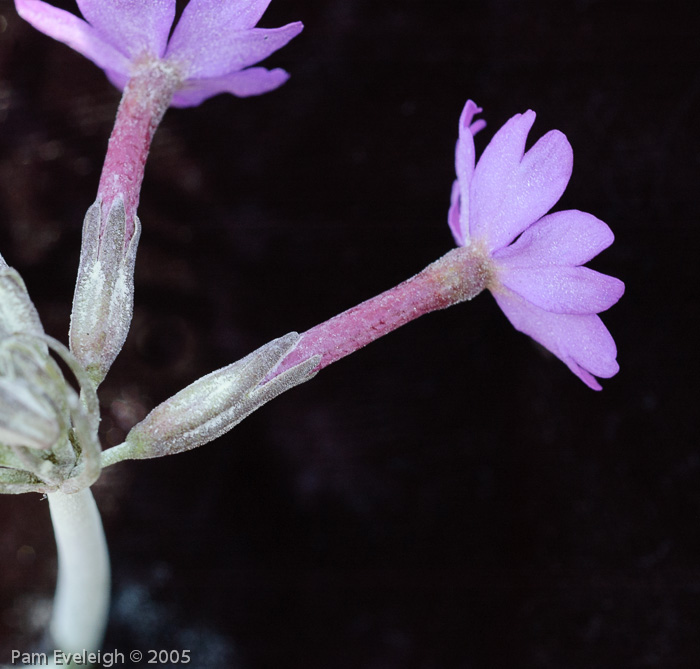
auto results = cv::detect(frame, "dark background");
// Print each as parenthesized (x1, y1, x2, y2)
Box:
(1, 0, 699, 666)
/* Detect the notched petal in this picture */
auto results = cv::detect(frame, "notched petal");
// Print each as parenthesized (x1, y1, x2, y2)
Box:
(470, 111, 573, 253)
(171, 67, 291, 107)
(16, 0, 130, 75)
(491, 284, 620, 389)
(167, 17, 303, 80)
(76, 0, 176, 59)
(498, 265, 625, 315)
(493, 210, 615, 268)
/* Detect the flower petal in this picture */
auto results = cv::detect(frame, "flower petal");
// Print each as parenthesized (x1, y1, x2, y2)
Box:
(452, 100, 484, 246)
(167, 7, 303, 79)
(491, 285, 619, 390)
(171, 67, 291, 107)
(498, 265, 625, 314)
(15, 0, 129, 75)
(493, 210, 615, 268)
(470, 111, 573, 254)
(75, 0, 175, 59)
(447, 180, 465, 246)
(171, 0, 274, 34)
(103, 67, 129, 93)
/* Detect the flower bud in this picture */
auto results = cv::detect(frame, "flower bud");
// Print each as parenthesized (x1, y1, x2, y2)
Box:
(0, 265, 60, 454)
(1, 258, 101, 494)
(69, 196, 141, 387)
(0, 375, 62, 450)
(0, 261, 44, 340)
(103, 333, 320, 464)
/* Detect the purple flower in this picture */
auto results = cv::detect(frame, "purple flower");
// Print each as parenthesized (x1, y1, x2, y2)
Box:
(15, 0, 303, 107)
(448, 101, 624, 390)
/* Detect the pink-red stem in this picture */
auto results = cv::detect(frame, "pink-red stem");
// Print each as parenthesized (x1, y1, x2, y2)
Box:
(273, 245, 491, 377)
(96, 63, 179, 242)
(96, 67, 491, 385)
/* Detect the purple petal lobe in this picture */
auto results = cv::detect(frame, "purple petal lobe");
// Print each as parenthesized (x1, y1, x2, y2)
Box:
(493, 210, 615, 268)
(491, 285, 619, 389)
(104, 67, 129, 92)
(76, 0, 175, 59)
(167, 6, 303, 79)
(453, 101, 481, 246)
(171, 67, 290, 107)
(15, 0, 129, 74)
(172, 0, 274, 34)
(447, 180, 465, 246)
(470, 111, 573, 253)
(460, 100, 485, 137)
(498, 265, 625, 314)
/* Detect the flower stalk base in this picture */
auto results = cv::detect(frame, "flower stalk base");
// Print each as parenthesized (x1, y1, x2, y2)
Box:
(47, 488, 110, 655)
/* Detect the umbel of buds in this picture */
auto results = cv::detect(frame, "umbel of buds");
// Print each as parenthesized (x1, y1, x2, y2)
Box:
(0, 256, 101, 495)
(2, 250, 320, 490)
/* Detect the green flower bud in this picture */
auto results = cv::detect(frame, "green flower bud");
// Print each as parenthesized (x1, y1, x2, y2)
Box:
(1, 258, 101, 495)
(69, 197, 141, 388)
(103, 333, 319, 465)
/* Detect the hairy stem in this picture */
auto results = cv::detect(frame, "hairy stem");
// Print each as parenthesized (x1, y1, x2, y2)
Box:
(273, 244, 492, 377)
(97, 59, 180, 242)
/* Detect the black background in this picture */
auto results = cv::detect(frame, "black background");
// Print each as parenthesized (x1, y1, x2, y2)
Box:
(1, 0, 699, 666)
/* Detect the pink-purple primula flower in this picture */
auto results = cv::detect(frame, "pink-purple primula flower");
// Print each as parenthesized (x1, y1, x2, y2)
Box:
(15, 0, 303, 106)
(448, 101, 624, 390)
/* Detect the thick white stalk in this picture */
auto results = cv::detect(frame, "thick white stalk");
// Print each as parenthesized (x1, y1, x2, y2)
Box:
(47, 488, 110, 654)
